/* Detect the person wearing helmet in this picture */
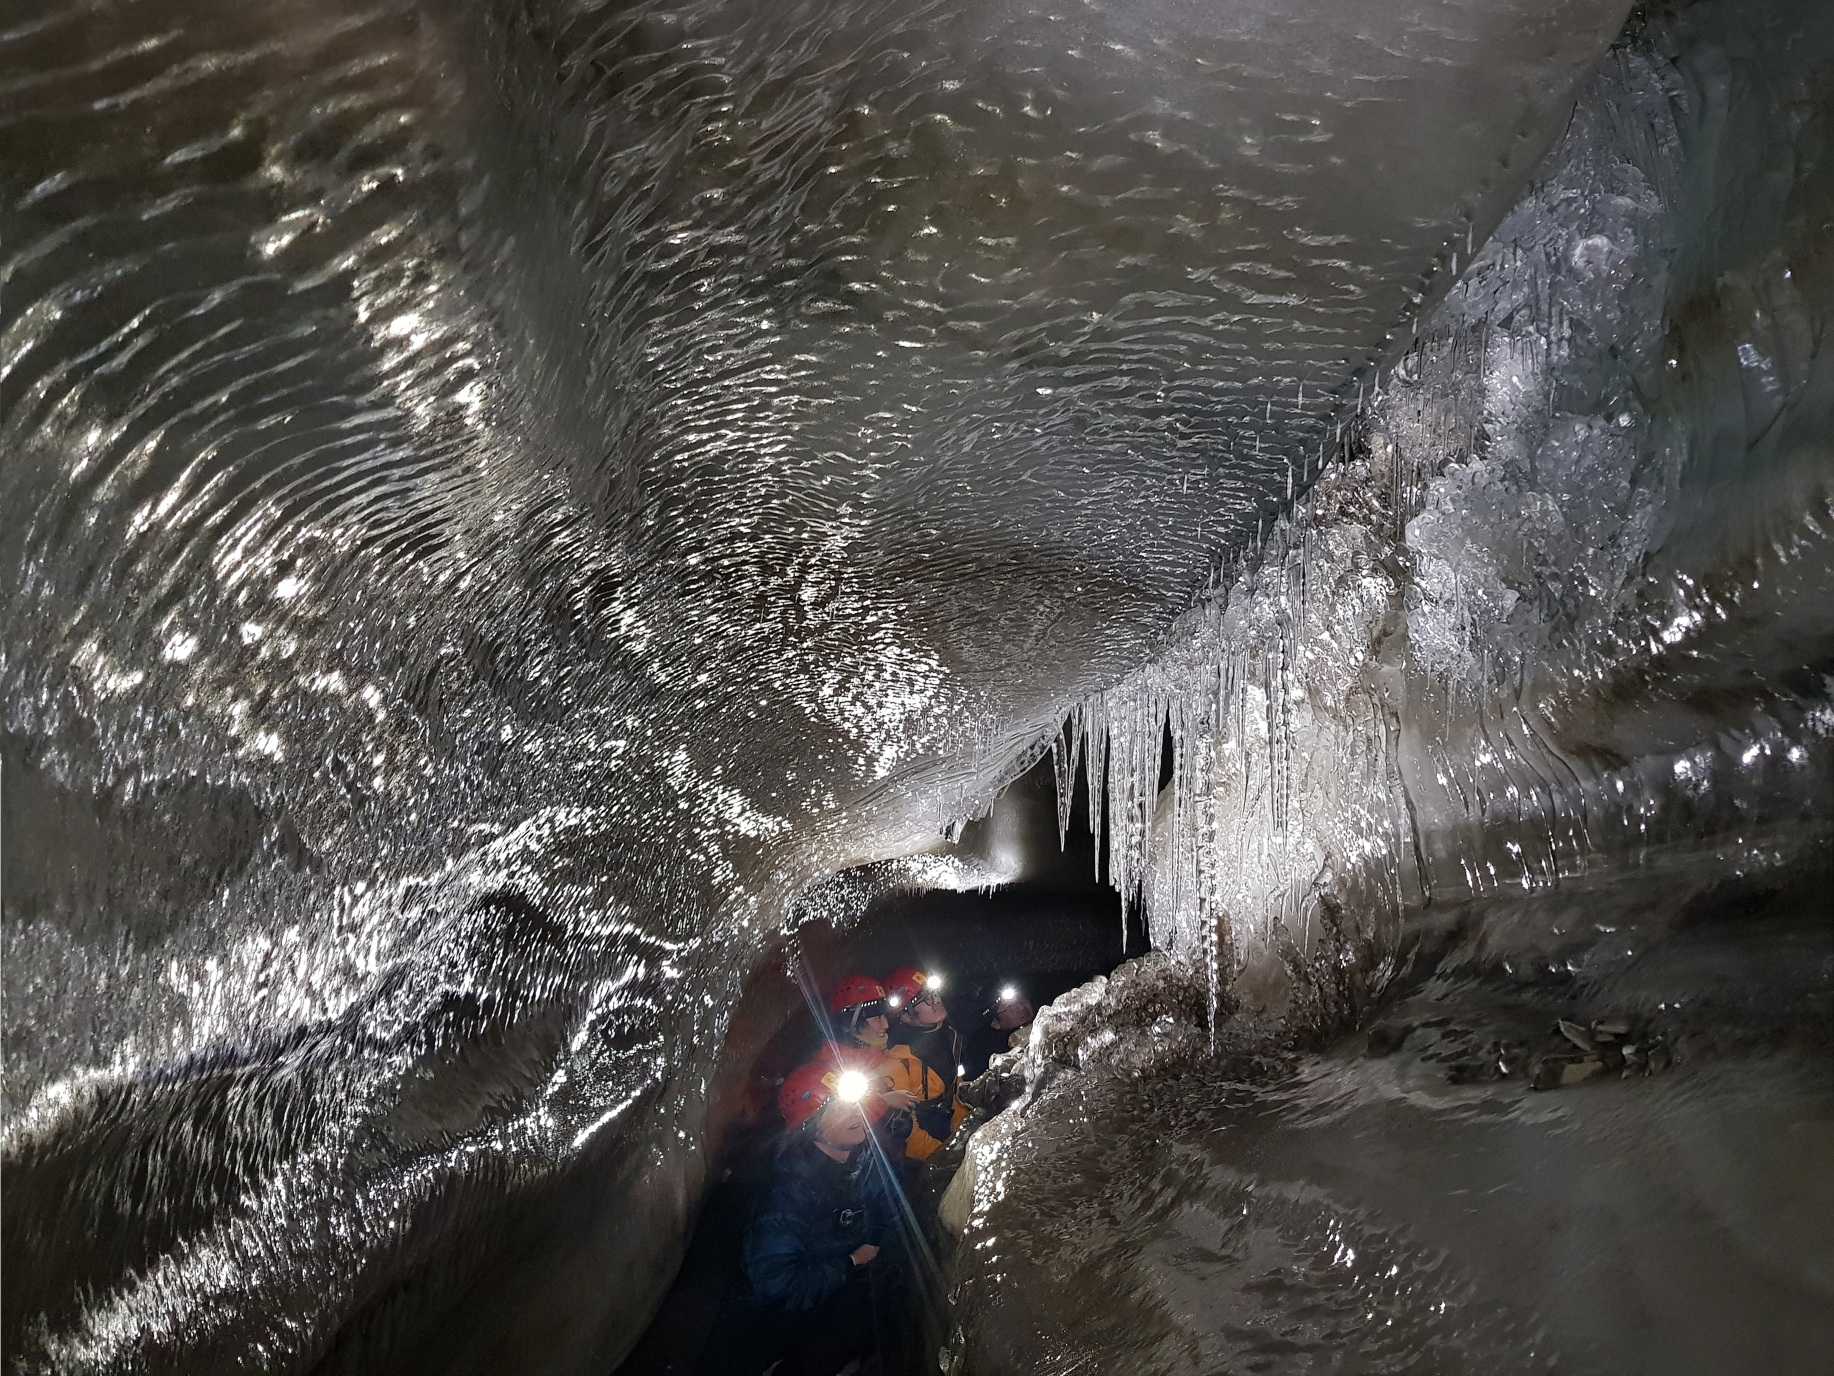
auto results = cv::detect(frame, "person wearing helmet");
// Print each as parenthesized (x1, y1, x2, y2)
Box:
(882, 967, 970, 1162)
(826, 975, 919, 1165)
(743, 1058, 900, 1373)
(960, 982, 1036, 1080)
(829, 974, 893, 1052)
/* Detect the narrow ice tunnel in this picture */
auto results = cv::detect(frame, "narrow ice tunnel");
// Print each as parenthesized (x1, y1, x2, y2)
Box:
(2, 0, 1831, 1372)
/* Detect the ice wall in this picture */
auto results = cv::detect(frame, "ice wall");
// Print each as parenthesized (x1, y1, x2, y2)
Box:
(1075, 1, 1834, 1026)
(5, 0, 1633, 1363)
(7, 0, 1830, 1372)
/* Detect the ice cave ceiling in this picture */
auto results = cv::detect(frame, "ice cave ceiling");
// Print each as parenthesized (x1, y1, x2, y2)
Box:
(4, 0, 1832, 1371)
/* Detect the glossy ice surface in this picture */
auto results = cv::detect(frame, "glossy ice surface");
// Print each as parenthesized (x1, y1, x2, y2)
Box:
(4, 0, 1830, 1370)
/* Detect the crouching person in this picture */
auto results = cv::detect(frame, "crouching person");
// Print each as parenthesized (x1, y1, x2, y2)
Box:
(744, 1059, 904, 1375)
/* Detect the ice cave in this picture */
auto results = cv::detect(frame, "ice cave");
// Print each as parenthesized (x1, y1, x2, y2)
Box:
(2, 0, 1831, 1372)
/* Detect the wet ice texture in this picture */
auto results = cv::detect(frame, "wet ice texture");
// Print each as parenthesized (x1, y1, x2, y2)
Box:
(2, 0, 1828, 1371)
(1083, 1, 1834, 1027)
(951, 918, 1834, 1376)
(3, 0, 1624, 1105)
(955, 13, 1834, 1355)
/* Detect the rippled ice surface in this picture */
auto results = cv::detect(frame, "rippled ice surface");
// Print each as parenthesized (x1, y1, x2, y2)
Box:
(4, 0, 1832, 1369)
(952, 870, 1834, 1375)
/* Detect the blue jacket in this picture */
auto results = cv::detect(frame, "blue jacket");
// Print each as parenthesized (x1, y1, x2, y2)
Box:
(742, 1136, 895, 1312)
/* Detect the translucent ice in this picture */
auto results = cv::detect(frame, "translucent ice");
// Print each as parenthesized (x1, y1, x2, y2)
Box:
(6, 0, 1831, 1371)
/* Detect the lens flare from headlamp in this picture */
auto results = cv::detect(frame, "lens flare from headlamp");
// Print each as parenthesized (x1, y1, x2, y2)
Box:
(926, 972, 945, 992)
(834, 1069, 870, 1104)
(999, 984, 1018, 1002)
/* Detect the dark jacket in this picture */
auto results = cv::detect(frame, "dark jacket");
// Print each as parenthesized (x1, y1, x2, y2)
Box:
(743, 1136, 893, 1312)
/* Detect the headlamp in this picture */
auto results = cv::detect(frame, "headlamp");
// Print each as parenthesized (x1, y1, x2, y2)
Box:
(998, 984, 1018, 1002)
(886, 994, 902, 1008)
(834, 1069, 870, 1104)
(926, 972, 945, 991)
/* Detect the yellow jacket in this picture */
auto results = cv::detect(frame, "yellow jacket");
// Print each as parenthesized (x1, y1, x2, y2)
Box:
(885, 1043, 970, 1160)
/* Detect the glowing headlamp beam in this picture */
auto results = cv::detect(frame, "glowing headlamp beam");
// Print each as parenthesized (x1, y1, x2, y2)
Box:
(834, 1069, 870, 1104)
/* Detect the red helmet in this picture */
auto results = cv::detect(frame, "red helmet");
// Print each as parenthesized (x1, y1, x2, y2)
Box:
(778, 1060, 842, 1133)
(777, 1053, 884, 1132)
(828, 975, 888, 1016)
(883, 965, 936, 1009)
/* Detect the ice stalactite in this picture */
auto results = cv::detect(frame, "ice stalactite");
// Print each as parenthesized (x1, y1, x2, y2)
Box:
(1049, 707, 1092, 859)
(1061, 9, 1834, 1020)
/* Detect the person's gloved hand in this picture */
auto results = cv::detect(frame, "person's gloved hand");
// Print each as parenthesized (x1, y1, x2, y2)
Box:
(915, 1100, 954, 1141)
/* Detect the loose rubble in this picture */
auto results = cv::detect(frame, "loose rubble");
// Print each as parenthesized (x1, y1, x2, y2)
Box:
(1368, 1009, 1676, 1090)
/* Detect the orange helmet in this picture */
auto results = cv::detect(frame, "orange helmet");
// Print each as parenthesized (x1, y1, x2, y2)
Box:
(828, 975, 888, 1018)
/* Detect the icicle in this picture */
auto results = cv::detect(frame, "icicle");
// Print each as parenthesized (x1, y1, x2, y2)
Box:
(1281, 620, 1296, 839)
(1237, 650, 1251, 822)
(1168, 698, 1188, 925)
(1053, 708, 1082, 850)
(1085, 693, 1108, 885)
(1117, 691, 1140, 911)
(1391, 436, 1403, 540)
(1197, 730, 1221, 1049)
(1106, 693, 1131, 936)
(1299, 523, 1310, 630)
(1215, 655, 1229, 761)
(1097, 687, 1161, 943)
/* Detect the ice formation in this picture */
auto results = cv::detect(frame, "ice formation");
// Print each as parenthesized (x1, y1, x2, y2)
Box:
(1077, 0, 1834, 1032)
(2, 0, 1830, 1371)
